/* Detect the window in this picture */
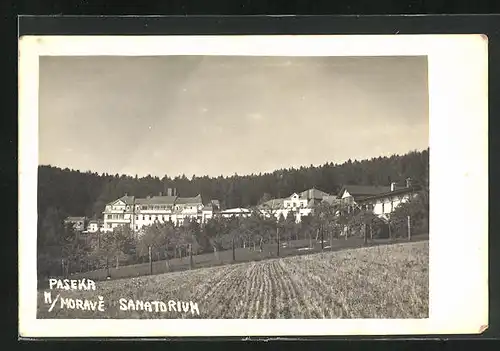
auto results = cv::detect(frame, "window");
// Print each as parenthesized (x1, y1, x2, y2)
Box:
(107, 215, 112, 219)
(135, 225, 138, 230)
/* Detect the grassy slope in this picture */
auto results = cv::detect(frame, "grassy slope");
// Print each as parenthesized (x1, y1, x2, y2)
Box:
(38, 240, 429, 319)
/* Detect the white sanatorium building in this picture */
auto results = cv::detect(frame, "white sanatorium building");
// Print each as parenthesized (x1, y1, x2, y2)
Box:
(258, 179, 420, 223)
(100, 188, 221, 233)
(79, 180, 420, 234)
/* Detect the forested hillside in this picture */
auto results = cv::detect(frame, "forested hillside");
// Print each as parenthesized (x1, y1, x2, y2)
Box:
(38, 148, 429, 223)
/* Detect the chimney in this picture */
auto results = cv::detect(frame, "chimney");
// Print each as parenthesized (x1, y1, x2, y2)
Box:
(159, 191, 162, 196)
(124, 192, 128, 197)
(406, 178, 412, 188)
(390, 182, 396, 191)
(167, 188, 172, 196)
(173, 188, 177, 196)
(147, 195, 151, 199)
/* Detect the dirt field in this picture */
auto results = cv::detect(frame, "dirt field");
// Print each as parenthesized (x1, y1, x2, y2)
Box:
(37, 240, 429, 319)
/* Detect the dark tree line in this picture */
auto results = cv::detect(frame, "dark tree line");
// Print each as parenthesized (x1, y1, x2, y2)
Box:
(38, 148, 429, 224)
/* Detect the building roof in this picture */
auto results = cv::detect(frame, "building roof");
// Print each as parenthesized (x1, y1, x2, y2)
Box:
(339, 184, 421, 202)
(135, 196, 177, 205)
(357, 185, 422, 203)
(221, 208, 251, 214)
(259, 198, 286, 209)
(175, 194, 203, 205)
(298, 188, 331, 200)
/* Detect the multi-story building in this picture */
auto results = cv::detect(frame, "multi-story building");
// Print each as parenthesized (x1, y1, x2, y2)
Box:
(338, 178, 421, 219)
(101, 189, 220, 233)
(258, 188, 337, 223)
(256, 181, 421, 223)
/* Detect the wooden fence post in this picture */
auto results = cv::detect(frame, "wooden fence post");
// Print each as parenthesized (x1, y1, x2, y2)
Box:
(106, 256, 110, 278)
(363, 223, 368, 245)
(276, 227, 280, 257)
(148, 246, 152, 275)
(321, 226, 324, 251)
(189, 243, 194, 269)
(407, 215, 411, 240)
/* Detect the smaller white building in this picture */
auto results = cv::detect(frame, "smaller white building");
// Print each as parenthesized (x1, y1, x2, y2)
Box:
(85, 219, 103, 233)
(64, 216, 87, 232)
(220, 207, 252, 219)
(258, 188, 336, 223)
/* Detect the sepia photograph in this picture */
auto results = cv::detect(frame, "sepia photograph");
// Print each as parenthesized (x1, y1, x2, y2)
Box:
(18, 35, 488, 337)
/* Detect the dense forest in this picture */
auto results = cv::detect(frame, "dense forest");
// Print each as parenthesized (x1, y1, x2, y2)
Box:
(38, 148, 429, 223)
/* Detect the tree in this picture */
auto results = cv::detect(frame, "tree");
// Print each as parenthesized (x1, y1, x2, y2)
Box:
(283, 210, 298, 247)
(181, 218, 201, 269)
(60, 223, 90, 276)
(258, 192, 273, 205)
(100, 225, 136, 270)
(220, 217, 241, 262)
(299, 215, 315, 249)
(312, 201, 341, 250)
(38, 207, 66, 278)
(389, 192, 429, 238)
(348, 208, 378, 245)
(276, 213, 287, 256)
(203, 217, 225, 262)
(137, 221, 171, 271)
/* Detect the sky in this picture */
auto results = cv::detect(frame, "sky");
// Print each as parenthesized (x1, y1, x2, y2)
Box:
(39, 55, 429, 178)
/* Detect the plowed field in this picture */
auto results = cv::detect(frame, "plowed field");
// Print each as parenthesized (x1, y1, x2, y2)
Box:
(37, 241, 429, 319)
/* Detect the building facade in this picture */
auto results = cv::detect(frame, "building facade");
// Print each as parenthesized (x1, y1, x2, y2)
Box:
(101, 189, 220, 233)
(89, 181, 421, 234)
(258, 188, 337, 223)
(338, 179, 420, 219)
(84, 219, 103, 233)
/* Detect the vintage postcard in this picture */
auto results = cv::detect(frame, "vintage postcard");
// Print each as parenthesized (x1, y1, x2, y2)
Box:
(18, 34, 488, 337)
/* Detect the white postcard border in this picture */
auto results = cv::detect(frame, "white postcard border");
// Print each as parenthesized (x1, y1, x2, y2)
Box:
(18, 34, 488, 337)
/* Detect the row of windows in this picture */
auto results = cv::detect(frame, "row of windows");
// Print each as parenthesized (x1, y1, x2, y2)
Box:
(135, 214, 172, 221)
(284, 202, 306, 208)
(109, 205, 201, 212)
(107, 214, 125, 220)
